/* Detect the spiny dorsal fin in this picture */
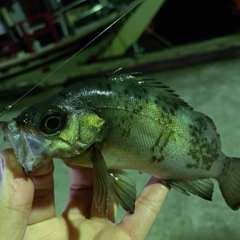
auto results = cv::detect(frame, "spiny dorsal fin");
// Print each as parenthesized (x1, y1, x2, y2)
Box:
(109, 73, 192, 110)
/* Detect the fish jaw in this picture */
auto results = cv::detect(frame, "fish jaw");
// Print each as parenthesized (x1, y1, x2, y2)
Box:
(0, 121, 51, 174)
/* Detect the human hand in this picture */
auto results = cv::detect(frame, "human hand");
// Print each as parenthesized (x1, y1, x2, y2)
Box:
(0, 149, 169, 240)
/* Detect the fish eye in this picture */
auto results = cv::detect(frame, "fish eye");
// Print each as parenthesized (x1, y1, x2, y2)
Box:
(35, 109, 66, 135)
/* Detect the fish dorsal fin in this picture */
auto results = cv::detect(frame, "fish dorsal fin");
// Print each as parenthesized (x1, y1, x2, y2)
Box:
(202, 113, 217, 132)
(108, 73, 192, 110)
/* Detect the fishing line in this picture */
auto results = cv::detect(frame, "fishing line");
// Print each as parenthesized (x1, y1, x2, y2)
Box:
(0, 0, 143, 118)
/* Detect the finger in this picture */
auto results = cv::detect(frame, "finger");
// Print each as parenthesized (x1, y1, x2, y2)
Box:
(0, 149, 34, 239)
(63, 165, 94, 220)
(28, 160, 55, 224)
(119, 177, 169, 240)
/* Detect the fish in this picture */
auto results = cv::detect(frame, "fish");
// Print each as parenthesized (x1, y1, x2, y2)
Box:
(0, 72, 240, 215)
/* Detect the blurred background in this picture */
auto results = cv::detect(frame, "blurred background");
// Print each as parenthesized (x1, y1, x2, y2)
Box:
(0, 0, 240, 239)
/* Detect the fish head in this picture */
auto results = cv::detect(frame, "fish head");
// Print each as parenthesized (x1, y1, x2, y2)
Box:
(0, 98, 104, 174)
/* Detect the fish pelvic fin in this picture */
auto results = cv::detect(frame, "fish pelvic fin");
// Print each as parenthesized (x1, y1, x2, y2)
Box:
(218, 157, 240, 210)
(109, 169, 136, 214)
(167, 178, 214, 201)
(92, 144, 136, 217)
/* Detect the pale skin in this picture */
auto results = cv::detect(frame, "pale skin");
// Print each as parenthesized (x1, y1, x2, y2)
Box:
(0, 149, 169, 240)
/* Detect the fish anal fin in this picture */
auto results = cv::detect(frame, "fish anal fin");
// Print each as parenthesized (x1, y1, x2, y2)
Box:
(167, 178, 214, 201)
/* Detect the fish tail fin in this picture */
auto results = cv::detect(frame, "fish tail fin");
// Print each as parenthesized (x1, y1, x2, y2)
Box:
(219, 157, 240, 210)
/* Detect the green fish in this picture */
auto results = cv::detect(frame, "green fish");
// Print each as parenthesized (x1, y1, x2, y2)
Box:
(1, 73, 240, 215)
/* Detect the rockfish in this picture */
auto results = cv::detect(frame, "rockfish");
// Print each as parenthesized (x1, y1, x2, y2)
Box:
(1, 73, 240, 214)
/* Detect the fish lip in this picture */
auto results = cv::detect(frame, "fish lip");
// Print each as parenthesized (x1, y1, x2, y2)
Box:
(1, 121, 50, 173)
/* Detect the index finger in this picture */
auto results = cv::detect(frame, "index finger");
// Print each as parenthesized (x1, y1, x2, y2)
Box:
(119, 177, 169, 240)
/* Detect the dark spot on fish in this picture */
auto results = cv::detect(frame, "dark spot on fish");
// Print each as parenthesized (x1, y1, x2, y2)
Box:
(173, 103, 179, 110)
(121, 127, 131, 138)
(98, 82, 102, 88)
(186, 163, 198, 169)
(169, 107, 175, 115)
(193, 126, 200, 133)
(201, 143, 208, 148)
(159, 113, 164, 121)
(142, 88, 147, 94)
(188, 130, 220, 171)
(189, 126, 199, 138)
(106, 83, 112, 91)
(151, 156, 157, 162)
(158, 156, 165, 162)
(152, 131, 164, 150)
(167, 117, 173, 125)
(151, 155, 165, 163)
(150, 146, 155, 152)
(188, 148, 200, 163)
(134, 93, 141, 100)
(134, 93, 137, 98)
(159, 131, 173, 153)
(59, 91, 67, 98)
(222, 160, 231, 175)
(190, 140, 198, 147)
(206, 148, 211, 154)
(162, 106, 167, 112)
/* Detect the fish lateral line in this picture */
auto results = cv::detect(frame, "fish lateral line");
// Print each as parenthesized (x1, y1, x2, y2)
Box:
(0, 0, 143, 120)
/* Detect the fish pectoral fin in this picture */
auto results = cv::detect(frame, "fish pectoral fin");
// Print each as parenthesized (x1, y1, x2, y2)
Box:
(109, 169, 136, 214)
(167, 178, 214, 201)
(92, 144, 111, 217)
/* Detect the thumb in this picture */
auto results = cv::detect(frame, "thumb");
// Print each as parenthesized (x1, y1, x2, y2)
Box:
(0, 149, 34, 240)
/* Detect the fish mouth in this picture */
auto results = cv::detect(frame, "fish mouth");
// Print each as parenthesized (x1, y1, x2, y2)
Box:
(0, 121, 51, 174)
